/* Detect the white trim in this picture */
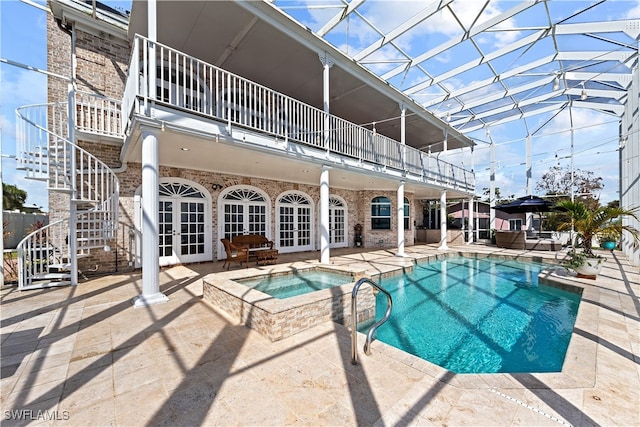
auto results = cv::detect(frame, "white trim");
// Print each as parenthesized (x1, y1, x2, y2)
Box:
(134, 177, 213, 267)
(275, 190, 315, 253)
(317, 194, 349, 249)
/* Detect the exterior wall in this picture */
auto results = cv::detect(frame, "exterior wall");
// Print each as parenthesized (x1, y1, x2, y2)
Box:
(44, 12, 420, 275)
(620, 63, 639, 267)
(47, 15, 131, 274)
(117, 164, 417, 261)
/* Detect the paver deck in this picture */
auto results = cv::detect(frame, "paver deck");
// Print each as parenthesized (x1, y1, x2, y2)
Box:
(1, 244, 638, 426)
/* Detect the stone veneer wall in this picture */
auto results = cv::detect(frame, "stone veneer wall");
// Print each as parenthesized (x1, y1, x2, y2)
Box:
(202, 275, 375, 342)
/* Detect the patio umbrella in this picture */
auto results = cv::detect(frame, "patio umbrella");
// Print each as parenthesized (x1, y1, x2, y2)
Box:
(492, 195, 563, 233)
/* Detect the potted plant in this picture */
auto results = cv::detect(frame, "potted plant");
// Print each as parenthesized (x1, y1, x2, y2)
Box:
(555, 200, 639, 278)
(598, 229, 619, 251)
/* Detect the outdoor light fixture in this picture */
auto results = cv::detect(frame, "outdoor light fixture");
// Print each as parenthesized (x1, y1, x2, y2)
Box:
(161, 121, 165, 132)
(553, 74, 560, 91)
(446, 111, 451, 122)
(212, 183, 223, 190)
(580, 82, 587, 100)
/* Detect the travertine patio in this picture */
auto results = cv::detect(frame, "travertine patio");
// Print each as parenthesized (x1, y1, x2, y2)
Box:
(1, 244, 638, 426)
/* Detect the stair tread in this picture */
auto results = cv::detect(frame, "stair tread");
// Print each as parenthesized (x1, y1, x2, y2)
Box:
(20, 280, 71, 291)
(32, 272, 71, 280)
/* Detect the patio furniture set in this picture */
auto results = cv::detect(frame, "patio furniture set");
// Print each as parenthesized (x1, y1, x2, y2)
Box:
(221, 234, 279, 269)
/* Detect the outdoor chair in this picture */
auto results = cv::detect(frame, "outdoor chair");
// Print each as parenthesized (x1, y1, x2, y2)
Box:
(220, 238, 249, 270)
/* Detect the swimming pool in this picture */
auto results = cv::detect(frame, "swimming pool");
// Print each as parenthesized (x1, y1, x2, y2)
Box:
(237, 269, 354, 299)
(365, 256, 580, 373)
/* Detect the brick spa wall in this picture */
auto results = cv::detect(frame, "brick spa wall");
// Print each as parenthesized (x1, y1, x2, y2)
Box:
(202, 265, 375, 342)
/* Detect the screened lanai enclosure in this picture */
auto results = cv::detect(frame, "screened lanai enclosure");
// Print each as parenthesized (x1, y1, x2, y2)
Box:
(264, 0, 639, 265)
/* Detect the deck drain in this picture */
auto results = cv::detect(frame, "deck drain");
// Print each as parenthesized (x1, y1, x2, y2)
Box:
(489, 388, 572, 427)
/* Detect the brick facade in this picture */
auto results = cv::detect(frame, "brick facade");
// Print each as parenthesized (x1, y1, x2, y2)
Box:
(46, 12, 417, 275)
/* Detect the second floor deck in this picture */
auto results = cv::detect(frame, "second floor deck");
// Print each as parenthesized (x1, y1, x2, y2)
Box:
(121, 35, 475, 194)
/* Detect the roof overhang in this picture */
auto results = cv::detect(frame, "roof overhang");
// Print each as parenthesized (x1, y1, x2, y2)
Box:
(48, 0, 129, 44)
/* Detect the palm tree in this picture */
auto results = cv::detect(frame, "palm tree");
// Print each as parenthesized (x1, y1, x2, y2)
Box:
(555, 200, 639, 257)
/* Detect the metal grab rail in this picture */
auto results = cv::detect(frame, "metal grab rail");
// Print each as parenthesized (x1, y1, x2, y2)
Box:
(351, 277, 393, 365)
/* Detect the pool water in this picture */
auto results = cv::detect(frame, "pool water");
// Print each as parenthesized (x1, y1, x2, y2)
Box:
(363, 257, 580, 373)
(237, 269, 353, 299)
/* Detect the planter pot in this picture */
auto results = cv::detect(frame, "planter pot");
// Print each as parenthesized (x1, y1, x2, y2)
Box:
(601, 241, 616, 250)
(575, 257, 605, 279)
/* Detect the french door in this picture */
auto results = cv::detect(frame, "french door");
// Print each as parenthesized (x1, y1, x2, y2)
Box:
(328, 196, 348, 248)
(277, 192, 313, 253)
(219, 187, 270, 259)
(157, 181, 211, 266)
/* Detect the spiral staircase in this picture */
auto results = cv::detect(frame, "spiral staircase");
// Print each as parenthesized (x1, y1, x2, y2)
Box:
(14, 95, 120, 290)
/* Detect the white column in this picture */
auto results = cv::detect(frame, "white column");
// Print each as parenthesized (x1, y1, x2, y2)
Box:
(320, 165, 331, 264)
(134, 127, 168, 307)
(319, 53, 333, 152)
(525, 135, 533, 230)
(489, 133, 496, 231)
(438, 190, 448, 250)
(467, 196, 474, 244)
(146, 0, 157, 115)
(396, 181, 405, 257)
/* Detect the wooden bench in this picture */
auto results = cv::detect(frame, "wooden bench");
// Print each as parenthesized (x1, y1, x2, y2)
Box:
(231, 234, 274, 255)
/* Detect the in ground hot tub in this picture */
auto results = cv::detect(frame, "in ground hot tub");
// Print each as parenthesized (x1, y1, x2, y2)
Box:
(202, 263, 375, 341)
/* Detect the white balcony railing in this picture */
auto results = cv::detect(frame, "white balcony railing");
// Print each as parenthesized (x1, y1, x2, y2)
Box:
(76, 91, 122, 137)
(122, 35, 474, 192)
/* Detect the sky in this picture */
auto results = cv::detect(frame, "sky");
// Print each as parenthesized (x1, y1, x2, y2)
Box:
(1, 0, 637, 212)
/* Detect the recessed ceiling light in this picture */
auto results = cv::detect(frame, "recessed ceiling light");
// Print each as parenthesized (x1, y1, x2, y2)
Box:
(181, 147, 190, 151)
(302, 169, 309, 173)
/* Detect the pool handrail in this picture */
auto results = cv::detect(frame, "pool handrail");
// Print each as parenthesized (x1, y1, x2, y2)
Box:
(351, 277, 393, 365)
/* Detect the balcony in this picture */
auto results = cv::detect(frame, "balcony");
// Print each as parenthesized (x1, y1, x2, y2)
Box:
(122, 35, 474, 193)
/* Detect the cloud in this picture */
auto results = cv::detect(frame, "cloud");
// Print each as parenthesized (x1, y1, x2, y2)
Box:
(0, 114, 16, 142)
(624, 0, 640, 19)
(1, 68, 47, 107)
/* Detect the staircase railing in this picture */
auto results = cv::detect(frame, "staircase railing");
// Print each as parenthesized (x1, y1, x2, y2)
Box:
(15, 102, 120, 290)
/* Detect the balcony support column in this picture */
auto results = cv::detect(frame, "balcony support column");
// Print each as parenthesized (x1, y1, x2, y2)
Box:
(134, 127, 168, 308)
(525, 134, 533, 230)
(319, 53, 334, 152)
(439, 190, 448, 250)
(320, 165, 331, 264)
(488, 131, 496, 231)
(396, 181, 405, 257)
(467, 197, 474, 244)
